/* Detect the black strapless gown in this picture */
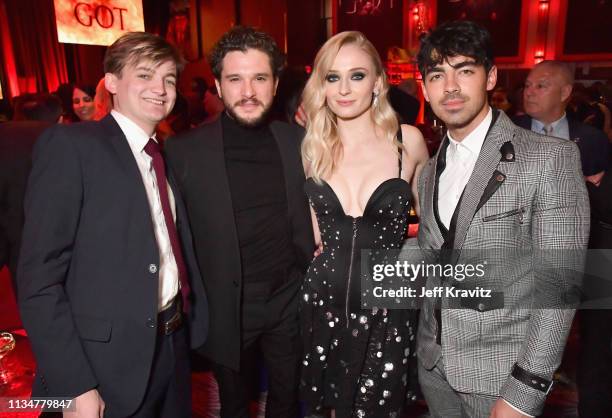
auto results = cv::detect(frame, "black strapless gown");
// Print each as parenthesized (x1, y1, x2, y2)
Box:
(300, 177, 417, 418)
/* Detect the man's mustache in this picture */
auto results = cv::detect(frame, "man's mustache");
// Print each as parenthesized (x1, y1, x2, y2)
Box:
(441, 93, 468, 105)
(234, 98, 263, 107)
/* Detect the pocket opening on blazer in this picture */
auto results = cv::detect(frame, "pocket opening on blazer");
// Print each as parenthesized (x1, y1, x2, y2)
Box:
(482, 207, 527, 223)
(73, 314, 112, 342)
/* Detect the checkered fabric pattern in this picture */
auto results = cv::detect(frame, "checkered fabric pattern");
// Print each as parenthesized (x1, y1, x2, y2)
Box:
(409, 111, 590, 416)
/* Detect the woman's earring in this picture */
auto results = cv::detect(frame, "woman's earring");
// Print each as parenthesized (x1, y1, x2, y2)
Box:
(372, 90, 379, 107)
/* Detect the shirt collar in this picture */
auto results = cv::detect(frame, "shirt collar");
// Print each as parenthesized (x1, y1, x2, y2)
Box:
(532, 112, 567, 133)
(447, 106, 493, 156)
(111, 110, 158, 153)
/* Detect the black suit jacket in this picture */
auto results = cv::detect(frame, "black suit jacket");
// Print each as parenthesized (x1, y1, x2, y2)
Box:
(17, 115, 208, 417)
(513, 114, 610, 175)
(0, 121, 51, 281)
(165, 117, 314, 370)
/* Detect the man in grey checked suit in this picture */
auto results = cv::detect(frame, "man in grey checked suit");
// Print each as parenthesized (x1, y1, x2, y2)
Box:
(412, 21, 590, 417)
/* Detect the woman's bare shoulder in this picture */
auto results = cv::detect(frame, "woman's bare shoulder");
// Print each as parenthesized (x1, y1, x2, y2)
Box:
(399, 124, 424, 143)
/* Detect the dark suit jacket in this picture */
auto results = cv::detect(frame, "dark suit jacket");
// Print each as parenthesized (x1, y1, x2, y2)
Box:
(17, 115, 208, 417)
(513, 114, 610, 176)
(0, 121, 51, 281)
(165, 117, 314, 370)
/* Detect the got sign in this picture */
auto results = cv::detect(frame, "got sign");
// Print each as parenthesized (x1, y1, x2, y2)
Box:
(54, 0, 145, 46)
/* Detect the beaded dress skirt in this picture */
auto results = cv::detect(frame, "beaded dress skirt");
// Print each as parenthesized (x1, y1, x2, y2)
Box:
(300, 177, 417, 418)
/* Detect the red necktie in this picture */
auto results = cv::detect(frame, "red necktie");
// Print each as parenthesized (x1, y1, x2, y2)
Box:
(144, 138, 190, 312)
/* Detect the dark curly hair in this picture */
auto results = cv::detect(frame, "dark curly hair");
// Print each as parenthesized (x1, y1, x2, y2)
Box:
(417, 21, 494, 78)
(209, 26, 285, 80)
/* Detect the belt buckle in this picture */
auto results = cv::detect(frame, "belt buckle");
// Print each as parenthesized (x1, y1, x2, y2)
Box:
(160, 298, 183, 335)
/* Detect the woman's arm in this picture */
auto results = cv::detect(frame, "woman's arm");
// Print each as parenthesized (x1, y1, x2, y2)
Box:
(400, 124, 429, 216)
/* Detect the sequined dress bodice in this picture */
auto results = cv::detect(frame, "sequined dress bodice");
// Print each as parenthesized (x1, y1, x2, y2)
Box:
(305, 178, 412, 313)
(300, 177, 417, 418)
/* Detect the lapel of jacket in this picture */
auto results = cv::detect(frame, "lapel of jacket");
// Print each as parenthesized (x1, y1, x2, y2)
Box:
(102, 114, 142, 177)
(567, 117, 581, 143)
(420, 141, 445, 250)
(452, 111, 514, 251)
(269, 122, 300, 219)
(100, 114, 161, 258)
(101, 114, 151, 215)
(201, 117, 239, 221)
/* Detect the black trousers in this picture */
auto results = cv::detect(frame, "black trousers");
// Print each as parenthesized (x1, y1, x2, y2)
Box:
(578, 309, 612, 418)
(577, 223, 612, 418)
(212, 278, 301, 418)
(119, 302, 191, 418)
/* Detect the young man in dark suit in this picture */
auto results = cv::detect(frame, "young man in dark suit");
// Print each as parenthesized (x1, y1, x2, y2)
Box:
(165, 26, 314, 418)
(17, 32, 208, 418)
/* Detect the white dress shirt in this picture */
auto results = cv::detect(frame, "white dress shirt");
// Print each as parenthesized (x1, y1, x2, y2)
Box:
(111, 110, 179, 311)
(438, 107, 492, 229)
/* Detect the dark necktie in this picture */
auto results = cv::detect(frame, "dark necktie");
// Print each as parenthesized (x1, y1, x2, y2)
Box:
(144, 138, 190, 312)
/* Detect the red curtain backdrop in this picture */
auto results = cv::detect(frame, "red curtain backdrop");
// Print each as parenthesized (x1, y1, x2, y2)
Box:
(0, 0, 69, 97)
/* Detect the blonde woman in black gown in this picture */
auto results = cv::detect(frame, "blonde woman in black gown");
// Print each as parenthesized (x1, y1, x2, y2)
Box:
(299, 31, 429, 418)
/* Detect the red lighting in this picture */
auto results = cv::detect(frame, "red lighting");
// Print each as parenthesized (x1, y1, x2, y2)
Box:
(305, 65, 312, 74)
(534, 49, 545, 64)
(539, 2, 549, 11)
(54, 0, 145, 46)
(413, 15, 419, 21)
(413, 7, 419, 13)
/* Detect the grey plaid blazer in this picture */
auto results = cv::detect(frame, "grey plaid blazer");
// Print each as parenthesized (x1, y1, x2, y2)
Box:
(413, 111, 590, 415)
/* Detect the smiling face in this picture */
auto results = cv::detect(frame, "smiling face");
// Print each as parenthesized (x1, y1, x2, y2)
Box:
(104, 59, 177, 135)
(215, 48, 278, 127)
(72, 87, 95, 121)
(421, 55, 497, 140)
(324, 43, 380, 121)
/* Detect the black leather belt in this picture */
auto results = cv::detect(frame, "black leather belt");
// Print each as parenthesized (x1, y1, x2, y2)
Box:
(511, 363, 553, 394)
(158, 296, 183, 336)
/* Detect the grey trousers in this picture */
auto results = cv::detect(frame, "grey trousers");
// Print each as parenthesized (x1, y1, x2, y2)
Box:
(418, 358, 498, 418)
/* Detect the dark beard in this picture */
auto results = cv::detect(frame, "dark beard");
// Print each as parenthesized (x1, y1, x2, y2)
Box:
(224, 100, 272, 128)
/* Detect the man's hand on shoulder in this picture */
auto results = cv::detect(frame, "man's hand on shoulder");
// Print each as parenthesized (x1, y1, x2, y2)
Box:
(63, 389, 105, 418)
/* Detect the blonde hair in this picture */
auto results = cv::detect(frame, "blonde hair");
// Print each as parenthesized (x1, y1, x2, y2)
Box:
(301, 31, 400, 183)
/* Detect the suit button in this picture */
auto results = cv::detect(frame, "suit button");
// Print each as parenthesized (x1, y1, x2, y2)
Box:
(146, 318, 156, 328)
(149, 264, 158, 274)
(233, 280, 239, 287)
(477, 303, 486, 312)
